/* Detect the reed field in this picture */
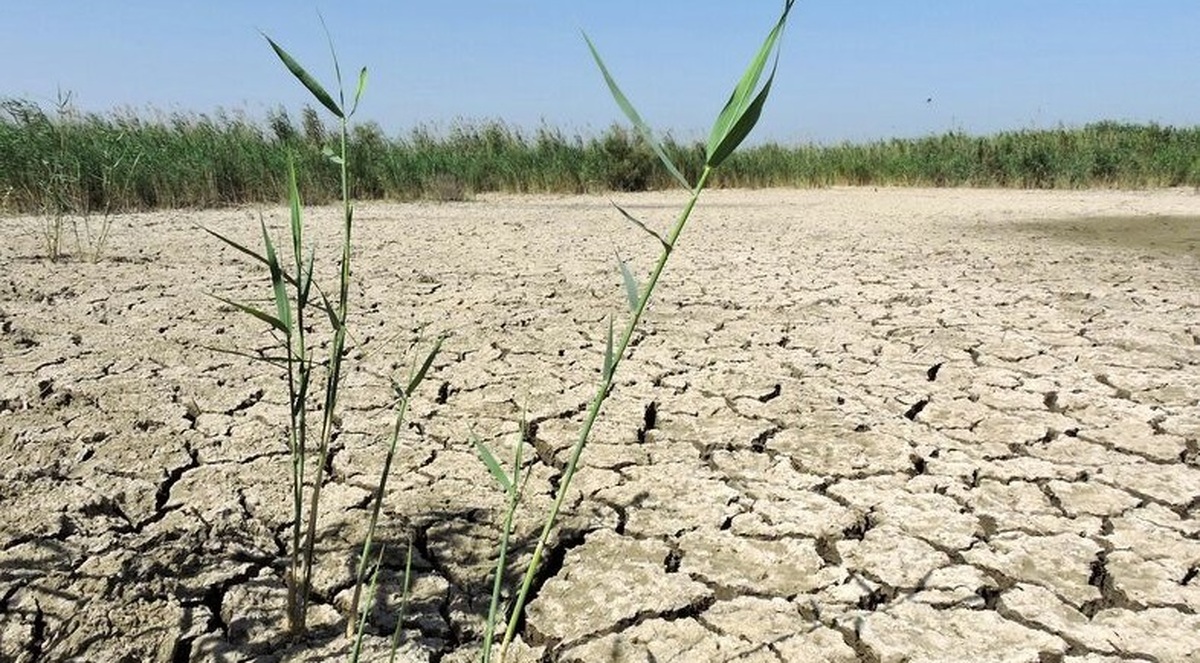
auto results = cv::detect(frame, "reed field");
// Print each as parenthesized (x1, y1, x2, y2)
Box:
(2, 95, 1198, 215)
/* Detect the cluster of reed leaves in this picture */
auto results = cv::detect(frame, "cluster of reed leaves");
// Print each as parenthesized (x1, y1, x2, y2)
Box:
(205, 27, 437, 650)
(4, 97, 1199, 217)
(469, 3, 797, 660)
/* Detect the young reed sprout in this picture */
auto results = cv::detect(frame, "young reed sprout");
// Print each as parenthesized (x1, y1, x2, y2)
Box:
(495, 2, 796, 658)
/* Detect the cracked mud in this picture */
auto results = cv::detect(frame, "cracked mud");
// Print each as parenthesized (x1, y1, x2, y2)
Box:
(1, 188, 1198, 662)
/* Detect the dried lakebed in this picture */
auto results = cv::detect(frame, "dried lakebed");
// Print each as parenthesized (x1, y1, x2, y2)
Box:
(1, 188, 1198, 662)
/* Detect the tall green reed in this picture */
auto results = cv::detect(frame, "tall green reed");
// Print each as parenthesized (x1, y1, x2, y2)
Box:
(207, 24, 440, 640)
(484, 2, 797, 659)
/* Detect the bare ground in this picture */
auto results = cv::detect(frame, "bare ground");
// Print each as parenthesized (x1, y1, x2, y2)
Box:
(1, 187, 1198, 662)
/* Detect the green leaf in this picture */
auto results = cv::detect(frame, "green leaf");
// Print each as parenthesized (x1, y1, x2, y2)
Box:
(616, 252, 640, 313)
(318, 288, 340, 329)
(602, 315, 614, 380)
(583, 32, 691, 191)
(473, 434, 513, 494)
(707, 61, 778, 169)
(204, 224, 305, 290)
(403, 336, 445, 398)
(263, 34, 343, 119)
(287, 157, 306, 279)
(210, 294, 288, 335)
(705, 0, 794, 167)
(261, 221, 292, 338)
(350, 67, 368, 117)
(318, 12, 346, 112)
(611, 200, 668, 249)
(205, 344, 290, 369)
(512, 416, 526, 488)
(298, 245, 315, 311)
(202, 226, 270, 267)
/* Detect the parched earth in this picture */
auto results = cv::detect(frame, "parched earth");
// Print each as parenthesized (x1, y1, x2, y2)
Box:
(1, 187, 1198, 663)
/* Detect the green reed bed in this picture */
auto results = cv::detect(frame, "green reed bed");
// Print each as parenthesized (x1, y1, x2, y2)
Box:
(717, 122, 1200, 189)
(4, 94, 1199, 217)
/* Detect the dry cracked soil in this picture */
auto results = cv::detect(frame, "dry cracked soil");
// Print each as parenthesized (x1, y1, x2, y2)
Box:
(1, 187, 1198, 663)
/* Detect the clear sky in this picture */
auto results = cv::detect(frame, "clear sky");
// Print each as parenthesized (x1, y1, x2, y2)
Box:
(2, 2, 1197, 145)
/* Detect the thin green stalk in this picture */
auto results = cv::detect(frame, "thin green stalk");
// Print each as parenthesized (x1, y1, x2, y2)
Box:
(347, 336, 441, 637)
(498, 166, 711, 657)
(210, 28, 367, 636)
(350, 546, 386, 663)
(287, 164, 313, 635)
(299, 110, 352, 623)
(480, 418, 526, 663)
(347, 393, 408, 637)
(498, 4, 793, 655)
(387, 538, 415, 663)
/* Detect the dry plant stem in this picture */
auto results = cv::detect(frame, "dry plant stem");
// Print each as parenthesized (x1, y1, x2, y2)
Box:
(499, 165, 712, 656)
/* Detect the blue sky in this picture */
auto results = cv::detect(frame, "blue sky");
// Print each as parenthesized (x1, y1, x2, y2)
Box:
(2, 2, 1197, 144)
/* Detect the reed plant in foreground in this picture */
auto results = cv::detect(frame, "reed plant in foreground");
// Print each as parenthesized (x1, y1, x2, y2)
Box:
(481, 3, 797, 659)
(207, 23, 440, 641)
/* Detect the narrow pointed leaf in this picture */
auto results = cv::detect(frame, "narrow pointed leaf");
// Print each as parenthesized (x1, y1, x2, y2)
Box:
(211, 295, 288, 335)
(263, 34, 343, 118)
(318, 12, 346, 111)
(203, 225, 303, 292)
(287, 160, 313, 308)
(707, 62, 777, 168)
(583, 33, 691, 190)
(616, 252, 640, 313)
(260, 220, 292, 336)
(611, 200, 668, 248)
(403, 336, 444, 397)
(206, 344, 290, 369)
(318, 288, 340, 329)
(473, 434, 513, 494)
(203, 226, 270, 267)
(602, 315, 614, 380)
(350, 67, 368, 117)
(705, 0, 793, 164)
(512, 418, 526, 487)
(298, 246, 315, 310)
(287, 158, 303, 262)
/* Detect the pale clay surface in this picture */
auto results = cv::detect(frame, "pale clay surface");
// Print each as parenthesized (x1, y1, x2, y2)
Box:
(1, 187, 1198, 662)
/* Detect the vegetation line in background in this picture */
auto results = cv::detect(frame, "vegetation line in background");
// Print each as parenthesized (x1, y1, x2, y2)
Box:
(2, 92, 1199, 216)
